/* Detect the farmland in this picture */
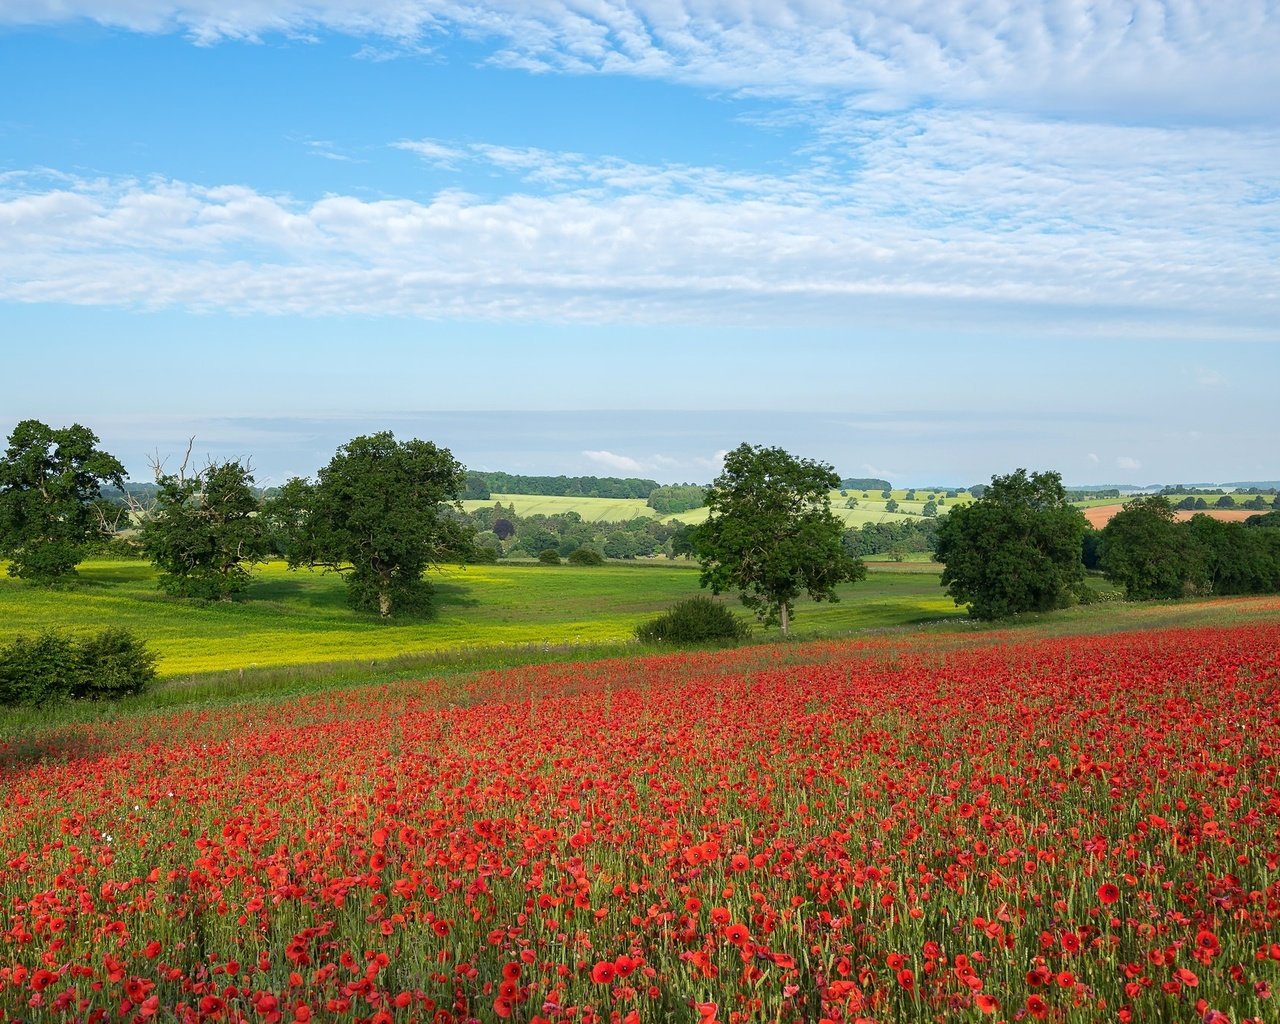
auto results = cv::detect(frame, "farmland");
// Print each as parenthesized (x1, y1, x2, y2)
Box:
(1, 609, 1278, 1023)
(0, 560, 965, 680)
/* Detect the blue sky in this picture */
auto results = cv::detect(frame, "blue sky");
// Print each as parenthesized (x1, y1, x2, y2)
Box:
(1, 2, 1277, 486)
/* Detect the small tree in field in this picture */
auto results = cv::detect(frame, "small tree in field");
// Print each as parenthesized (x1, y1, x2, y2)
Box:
(139, 450, 270, 600)
(0, 420, 125, 584)
(693, 443, 865, 634)
(270, 432, 472, 618)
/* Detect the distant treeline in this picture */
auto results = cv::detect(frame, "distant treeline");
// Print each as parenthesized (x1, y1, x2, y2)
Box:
(842, 518, 941, 558)
(461, 472, 659, 500)
(839, 477, 890, 491)
(1096, 498, 1280, 599)
(647, 485, 706, 514)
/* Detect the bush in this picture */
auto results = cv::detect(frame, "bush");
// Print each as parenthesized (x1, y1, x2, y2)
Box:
(0, 628, 158, 706)
(635, 596, 750, 645)
(74, 628, 159, 699)
(537, 548, 562, 564)
(567, 547, 604, 566)
(0, 632, 79, 706)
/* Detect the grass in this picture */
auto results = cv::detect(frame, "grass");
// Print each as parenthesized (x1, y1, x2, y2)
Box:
(461, 493, 658, 522)
(0, 558, 966, 679)
(460, 489, 971, 526)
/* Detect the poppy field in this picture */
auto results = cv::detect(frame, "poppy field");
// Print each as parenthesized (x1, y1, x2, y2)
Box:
(2, 618, 1279, 1023)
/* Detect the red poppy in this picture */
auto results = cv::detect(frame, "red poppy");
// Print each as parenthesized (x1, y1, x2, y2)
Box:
(591, 962, 616, 985)
(1098, 883, 1120, 905)
(725, 923, 750, 946)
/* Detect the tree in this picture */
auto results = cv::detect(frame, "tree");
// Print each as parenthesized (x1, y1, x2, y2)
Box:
(138, 450, 270, 600)
(885, 497, 899, 512)
(693, 443, 865, 634)
(0, 420, 125, 584)
(921, 499, 938, 517)
(270, 432, 471, 617)
(1098, 495, 1198, 600)
(935, 469, 1087, 620)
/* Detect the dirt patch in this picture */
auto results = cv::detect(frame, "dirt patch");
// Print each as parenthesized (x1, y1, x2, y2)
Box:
(1083, 504, 1267, 528)
(1172, 508, 1265, 523)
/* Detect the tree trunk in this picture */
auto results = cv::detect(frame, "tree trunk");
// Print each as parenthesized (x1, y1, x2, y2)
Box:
(378, 591, 392, 618)
(780, 603, 789, 635)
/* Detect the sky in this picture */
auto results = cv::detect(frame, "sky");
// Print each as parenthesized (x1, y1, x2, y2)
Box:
(1, 2, 1277, 486)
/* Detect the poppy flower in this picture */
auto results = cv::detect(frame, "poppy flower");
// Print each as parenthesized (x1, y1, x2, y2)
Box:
(1098, 883, 1120, 905)
(591, 962, 616, 985)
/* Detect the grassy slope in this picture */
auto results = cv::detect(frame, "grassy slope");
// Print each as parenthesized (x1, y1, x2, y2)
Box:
(460, 494, 657, 522)
(0, 559, 965, 678)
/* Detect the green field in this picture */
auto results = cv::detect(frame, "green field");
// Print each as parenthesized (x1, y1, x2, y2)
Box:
(0, 559, 967, 679)
(460, 489, 974, 527)
(461, 493, 659, 522)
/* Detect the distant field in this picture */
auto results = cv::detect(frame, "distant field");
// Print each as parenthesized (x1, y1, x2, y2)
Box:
(460, 493, 657, 522)
(1082, 503, 1268, 528)
(0, 559, 967, 678)
(462, 489, 970, 526)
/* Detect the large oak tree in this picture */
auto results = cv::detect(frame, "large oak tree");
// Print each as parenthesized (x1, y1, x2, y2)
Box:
(0, 420, 125, 584)
(270, 432, 472, 617)
(693, 443, 865, 634)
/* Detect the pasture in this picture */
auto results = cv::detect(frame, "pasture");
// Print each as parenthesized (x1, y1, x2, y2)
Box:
(0, 559, 966, 681)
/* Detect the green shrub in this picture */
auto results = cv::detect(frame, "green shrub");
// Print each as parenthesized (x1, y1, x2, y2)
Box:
(635, 595, 750, 645)
(0, 632, 79, 706)
(0, 628, 158, 706)
(537, 549, 562, 564)
(73, 628, 158, 699)
(567, 547, 604, 566)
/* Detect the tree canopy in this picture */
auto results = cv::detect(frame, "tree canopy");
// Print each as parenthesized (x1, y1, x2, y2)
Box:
(269, 432, 472, 617)
(693, 443, 865, 633)
(935, 468, 1087, 620)
(139, 459, 270, 600)
(1098, 496, 1195, 600)
(0, 420, 125, 584)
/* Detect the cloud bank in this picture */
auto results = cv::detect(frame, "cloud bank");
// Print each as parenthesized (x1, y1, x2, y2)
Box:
(3, 107, 1277, 331)
(4, 2, 1277, 119)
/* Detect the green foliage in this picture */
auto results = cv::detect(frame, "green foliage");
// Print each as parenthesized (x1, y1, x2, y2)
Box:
(839, 477, 890, 491)
(1099, 496, 1199, 599)
(0, 627, 156, 706)
(73, 628, 159, 698)
(0, 420, 125, 584)
(921, 499, 938, 518)
(635, 595, 749, 645)
(567, 547, 604, 566)
(1100, 499, 1280, 600)
(646, 484, 707, 515)
(139, 460, 270, 600)
(694, 443, 866, 633)
(936, 468, 1087, 620)
(269, 432, 471, 618)
(537, 548, 562, 564)
(842, 517, 940, 558)
(884, 498, 900, 513)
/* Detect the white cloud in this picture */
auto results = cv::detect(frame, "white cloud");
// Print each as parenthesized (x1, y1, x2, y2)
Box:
(1087, 453, 1100, 464)
(582, 449, 646, 473)
(2, 103, 1278, 332)
(392, 138, 467, 167)
(1194, 367, 1225, 387)
(1116, 456, 1141, 470)
(4, 2, 1277, 120)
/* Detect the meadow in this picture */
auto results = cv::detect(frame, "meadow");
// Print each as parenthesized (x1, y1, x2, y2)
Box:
(0, 559, 964, 681)
(1, 606, 1277, 1023)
